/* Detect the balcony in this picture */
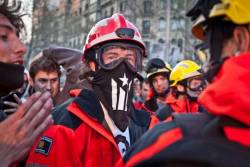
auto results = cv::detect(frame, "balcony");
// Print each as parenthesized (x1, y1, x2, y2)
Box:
(88, 2, 98, 13)
(100, 0, 112, 6)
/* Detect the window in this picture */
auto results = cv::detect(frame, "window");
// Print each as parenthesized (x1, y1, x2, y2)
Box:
(79, 7, 82, 15)
(120, 1, 126, 12)
(104, 10, 108, 18)
(144, 0, 152, 14)
(85, 4, 89, 10)
(110, 7, 114, 15)
(73, 39, 76, 47)
(142, 20, 150, 34)
(50, 34, 54, 42)
(144, 41, 150, 51)
(83, 35, 86, 45)
(159, 0, 166, 10)
(171, 18, 185, 30)
(78, 38, 81, 46)
(177, 38, 183, 52)
(172, 1, 179, 10)
(89, 0, 97, 4)
(159, 17, 166, 30)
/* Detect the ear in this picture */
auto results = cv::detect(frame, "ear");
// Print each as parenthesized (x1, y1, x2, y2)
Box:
(233, 26, 250, 53)
(177, 84, 184, 92)
(88, 61, 96, 71)
(29, 78, 34, 86)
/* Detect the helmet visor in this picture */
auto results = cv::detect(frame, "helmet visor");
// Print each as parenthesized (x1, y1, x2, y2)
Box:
(97, 43, 143, 72)
(186, 76, 206, 91)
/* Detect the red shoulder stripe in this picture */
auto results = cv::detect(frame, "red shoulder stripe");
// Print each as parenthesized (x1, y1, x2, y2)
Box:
(126, 127, 183, 167)
(67, 102, 119, 149)
(224, 126, 250, 147)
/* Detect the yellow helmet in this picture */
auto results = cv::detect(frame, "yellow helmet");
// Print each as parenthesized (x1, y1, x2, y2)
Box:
(190, 0, 250, 41)
(210, 0, 250, 24)
(170, 60, 202, 87)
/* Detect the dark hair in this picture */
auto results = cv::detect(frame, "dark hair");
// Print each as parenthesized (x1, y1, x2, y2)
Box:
(29, 56, 61, 80)
(203, 18, 237, 82)
(0, 0, 25, 34)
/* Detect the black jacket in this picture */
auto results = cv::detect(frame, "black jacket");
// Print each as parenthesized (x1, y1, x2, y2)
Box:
(125, 113, 250, 167)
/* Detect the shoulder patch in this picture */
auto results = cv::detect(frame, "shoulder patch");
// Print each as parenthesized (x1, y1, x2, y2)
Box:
(35, 136, 53, 156)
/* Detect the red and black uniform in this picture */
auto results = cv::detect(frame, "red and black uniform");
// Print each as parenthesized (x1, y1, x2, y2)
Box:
(124, 53, 250, 167)
(148, 91, 204, 121)
(165, 93, 200, 113)
(26, 89, 158, 167)
(155, 92, 205, 121)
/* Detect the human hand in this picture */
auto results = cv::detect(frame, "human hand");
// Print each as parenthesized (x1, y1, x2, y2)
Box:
(3, 93, 22, 115)
(0, 91, 54, 166)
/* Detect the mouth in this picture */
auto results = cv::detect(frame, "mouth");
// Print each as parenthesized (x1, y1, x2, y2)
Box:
(13, 60, 23, 65)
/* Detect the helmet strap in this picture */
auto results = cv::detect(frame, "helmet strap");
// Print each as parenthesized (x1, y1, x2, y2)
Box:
(175, 81, 187, 97)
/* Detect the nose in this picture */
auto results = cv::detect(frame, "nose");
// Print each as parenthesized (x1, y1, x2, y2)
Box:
(156, 79, 163, 86)
(45, 81, 52, 91)
(13, 37, 27, 60)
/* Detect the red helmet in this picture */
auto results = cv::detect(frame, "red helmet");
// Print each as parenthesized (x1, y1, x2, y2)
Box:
(82, 13, 146, 61)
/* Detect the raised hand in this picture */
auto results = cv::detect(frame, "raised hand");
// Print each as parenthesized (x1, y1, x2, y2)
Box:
(0, 92, 54, 166)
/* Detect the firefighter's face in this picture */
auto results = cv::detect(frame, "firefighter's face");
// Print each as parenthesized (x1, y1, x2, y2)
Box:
(102, 46, 137, 67)
(186, 76, 205, 98)
(152, 74, 169, 94)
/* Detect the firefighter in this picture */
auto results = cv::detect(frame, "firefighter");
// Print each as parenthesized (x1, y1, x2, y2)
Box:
(27, 13, 158, 167)
(155, 60, 206, 121)
(167, 60, 205, 113)
(143, 58, 172, 113)
(124, 0, 250, 166)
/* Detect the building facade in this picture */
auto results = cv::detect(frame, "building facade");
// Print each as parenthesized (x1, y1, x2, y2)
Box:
(30, 0, 198, 66)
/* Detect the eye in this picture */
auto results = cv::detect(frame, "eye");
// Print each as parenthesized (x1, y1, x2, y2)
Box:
(38, 78, 48, 84)
(152, 78, 157, 84)
(51, 78, 58, 83)
(127, 54, 134, 61)
(0, 34, 8, 41)
(107, 54, 118, 60)
(103, 52, 119, 62)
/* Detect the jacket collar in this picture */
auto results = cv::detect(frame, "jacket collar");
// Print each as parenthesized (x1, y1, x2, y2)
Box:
(166, 93, 199, 113)
(73, 89, 104, 123)
(70, 89, 151, 127)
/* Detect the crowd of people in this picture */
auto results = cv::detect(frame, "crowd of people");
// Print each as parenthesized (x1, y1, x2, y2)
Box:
(0, 0, 250, 166)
